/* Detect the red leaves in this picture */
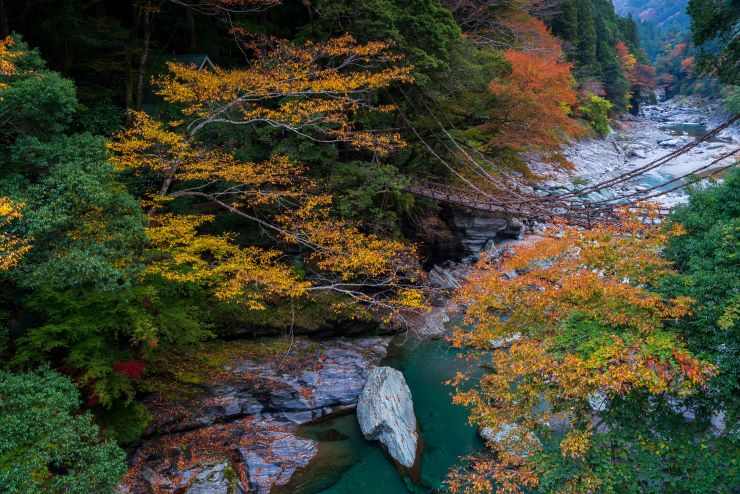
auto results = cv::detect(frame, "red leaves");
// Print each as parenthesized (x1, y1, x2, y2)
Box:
(617, 41, 656, 91)
(113, 361, 145, 379)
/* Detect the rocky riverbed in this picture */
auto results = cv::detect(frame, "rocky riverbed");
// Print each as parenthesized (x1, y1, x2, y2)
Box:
(118, 97, 736, 494)
(119, 337, 391, 494)
(532, 97, 739, 208)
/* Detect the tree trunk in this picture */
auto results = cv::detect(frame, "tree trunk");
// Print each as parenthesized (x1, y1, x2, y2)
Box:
(185, 6, 197, 51)
(125, 4, 142, 113)
(135, 1, 153, 111)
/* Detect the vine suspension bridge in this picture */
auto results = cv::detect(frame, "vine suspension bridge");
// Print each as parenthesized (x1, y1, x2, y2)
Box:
(400, 112, 739, 227)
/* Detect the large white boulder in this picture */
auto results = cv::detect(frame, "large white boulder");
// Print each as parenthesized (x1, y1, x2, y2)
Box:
(357, 367, 418, 468)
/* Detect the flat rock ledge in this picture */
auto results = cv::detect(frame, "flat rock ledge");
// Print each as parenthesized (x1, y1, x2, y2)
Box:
(119, 337, 390, 494)
(357, 366, 419, 468)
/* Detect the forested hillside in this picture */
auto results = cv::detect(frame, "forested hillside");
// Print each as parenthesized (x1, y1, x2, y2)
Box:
(613, 0, 690, 32)
(0, 1, 737, 493)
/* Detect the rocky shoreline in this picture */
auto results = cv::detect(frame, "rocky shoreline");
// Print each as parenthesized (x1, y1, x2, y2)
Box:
(532, 97, 739, 208)
(119, 337, 390, 494)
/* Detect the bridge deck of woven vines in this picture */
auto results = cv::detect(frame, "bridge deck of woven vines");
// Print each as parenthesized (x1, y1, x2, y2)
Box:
(402, 180, 653, 227)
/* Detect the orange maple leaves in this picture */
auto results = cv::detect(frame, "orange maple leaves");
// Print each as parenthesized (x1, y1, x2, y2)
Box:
(0, 38, 30, 270)
(0, 36, 18, 78)
(616, 41, 656, 92)
(448, 210, 713, 493)
(485, 18, 584, 150)
(0, 197, 31, 271)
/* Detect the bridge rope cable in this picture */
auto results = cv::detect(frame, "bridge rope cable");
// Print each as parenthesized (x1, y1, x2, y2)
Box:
(391, 80, 739, 221)
(530, 115, 740, 203)
(584, 159, 739, 215)
(570, 148, 739, 207)
(404, 150, 738, 223)
(395, 108, 512, 208)
(392, 81, 552, 206)
(392, 88, 514, 208)
(418, 95, 536, 200)
(410, 89, 739, 208)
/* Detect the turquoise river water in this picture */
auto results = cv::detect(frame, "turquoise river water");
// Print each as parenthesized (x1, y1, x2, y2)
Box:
(280, 336, 485, 494)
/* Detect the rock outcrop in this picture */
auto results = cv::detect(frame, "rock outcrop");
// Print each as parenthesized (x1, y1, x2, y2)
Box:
(240, 430, 317, 493)
(184, 463, 246, 494)
(357, 367, 419, 468)
(120, 337, 390, 494)
(443, 208, 525, 256)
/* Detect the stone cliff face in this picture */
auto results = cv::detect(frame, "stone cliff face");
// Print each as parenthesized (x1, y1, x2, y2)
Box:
(441, 207, 524, 258)
(119, 338, 390, 494)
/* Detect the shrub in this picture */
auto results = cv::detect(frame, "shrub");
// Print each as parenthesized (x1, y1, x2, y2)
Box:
(0, 367, 127, 493)
(580, 93, 613, 136)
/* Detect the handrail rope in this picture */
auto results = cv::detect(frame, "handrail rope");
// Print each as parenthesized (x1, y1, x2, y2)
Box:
(567, 148, 739, 207)
(532, 115, 740, 202)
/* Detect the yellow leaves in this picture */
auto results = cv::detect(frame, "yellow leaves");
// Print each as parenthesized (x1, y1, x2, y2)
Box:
(154, 35, 413, 153)
(145, 212, 309, 309)
(0, 36, 21, 94)
(281, 210, 420, 282)
(106, 35, 424, 319)
(670, 222, 687, 237)
(396, 288, 426, 310)
(109, 113, 306, 206)
(108, 112, 193, 175)
(0, 197, 31, 270)
(109, 112, 424, 317)
(0, 36, 19, 78)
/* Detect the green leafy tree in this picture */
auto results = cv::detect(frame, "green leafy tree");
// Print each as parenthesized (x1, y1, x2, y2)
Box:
(2, 134, 146, 291)
(537, 400, 738, 493)
(580, 93, 613, 135)
(0, 39, 77, 139)
(0, 35, 208, 444)
(662, 169, 740, 415)
(0, 367, 127, 493)
(576, 0, 598, 70)
(11, 280, 213, 433)
(303, 0, 462, 85)
(688, 0, 739, 85)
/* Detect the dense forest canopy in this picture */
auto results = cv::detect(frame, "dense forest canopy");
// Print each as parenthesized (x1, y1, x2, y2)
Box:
(0, 0, 737, 493)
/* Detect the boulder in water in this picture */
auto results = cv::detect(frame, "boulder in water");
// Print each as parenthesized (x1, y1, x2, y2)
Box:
(488, 332, 522, 349)
(659, 138, 682, 147)
(357, 367, 419, 468)
(240, 431, 317, 494)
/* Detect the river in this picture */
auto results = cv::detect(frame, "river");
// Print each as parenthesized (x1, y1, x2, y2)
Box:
(553, 98, 739, 208)
(282, 336, 484, 494)
(282, 98, 739, 494)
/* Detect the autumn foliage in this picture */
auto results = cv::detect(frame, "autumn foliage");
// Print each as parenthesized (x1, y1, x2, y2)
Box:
(0, 36, 18, 78)
(156, 34, 413, 153)
(485, 18, 584, 150)
(0, 197, 30, 271)
(0, 39, 30, 270)
(448, 208, 713, 493)
(109, 35, 425, 318)
(616, 41, 656, 92)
